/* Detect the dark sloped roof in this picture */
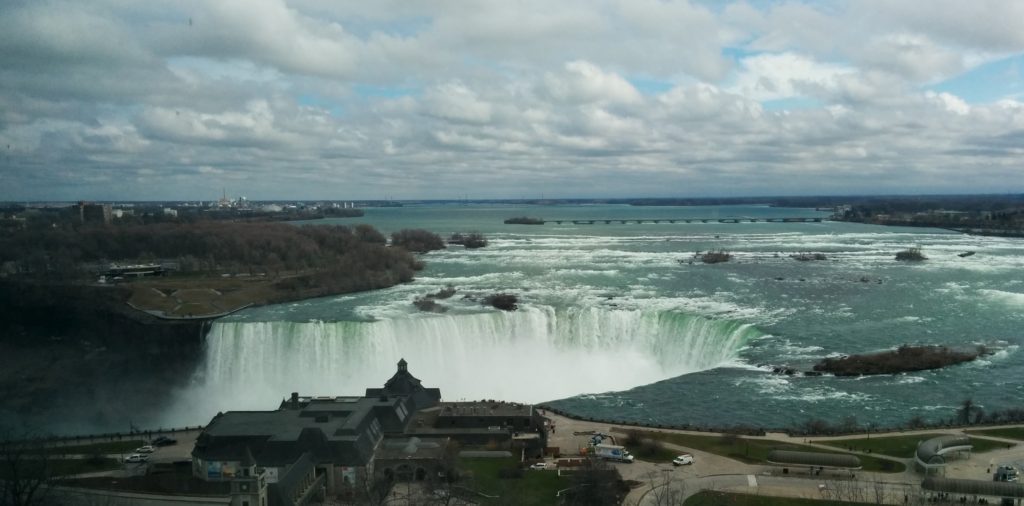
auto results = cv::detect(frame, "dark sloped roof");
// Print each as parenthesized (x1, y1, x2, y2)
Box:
(766, 450, 861, 469)
(922, 477, 1024, 498)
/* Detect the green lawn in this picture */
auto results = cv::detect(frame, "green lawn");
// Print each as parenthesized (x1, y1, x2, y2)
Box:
(614, 429, 904, 473)
(457, 458, 564, 506)
(967, 427, 1024, 441)
(0, 458, 121, 479)
(815, 434, 1010, 458)
(685, 491, 880, 506)
(40, 440, 147, 455)
(50, 458, 122, 476)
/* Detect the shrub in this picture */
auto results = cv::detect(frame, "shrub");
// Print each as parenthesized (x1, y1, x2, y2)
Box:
(791, 252, 827, 261)
(428, 285, 456, 299)
(895, 248, 926, 261)
(390, 229, 445, 253)
(462, 232, 488, 249)
(630, 438, 666, 459)
(699, 250, 732, 264)
(483, 293, 518, 311)
(412, 298, 447, 313)
(354, 224, 386, 244)
(448, 232, 488, 248)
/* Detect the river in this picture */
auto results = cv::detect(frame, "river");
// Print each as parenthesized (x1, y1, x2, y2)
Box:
(162, 204, 1024, 430)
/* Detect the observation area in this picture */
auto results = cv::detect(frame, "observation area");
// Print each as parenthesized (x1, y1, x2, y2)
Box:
(915, 434, 973, 474)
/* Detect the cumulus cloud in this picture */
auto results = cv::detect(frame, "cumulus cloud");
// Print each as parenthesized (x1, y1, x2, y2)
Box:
(1, 0, 1024, 200)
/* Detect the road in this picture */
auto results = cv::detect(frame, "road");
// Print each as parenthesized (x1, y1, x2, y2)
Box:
(539, 410, 1024, 505)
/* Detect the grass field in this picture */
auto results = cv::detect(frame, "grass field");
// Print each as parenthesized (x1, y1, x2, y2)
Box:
(815, 433, 1011, 458)
(685, 491, 881, 506)
(127, 276, 274, 317)
(0, 457, 121, 479)
(614, 429, 905, 473)
(457, 458, 564, 506)
(50, 457, 122, 476)
(967, 427, 1024, 441)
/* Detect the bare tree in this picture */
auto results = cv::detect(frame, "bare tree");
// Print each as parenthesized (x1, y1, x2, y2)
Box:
(958, 399, 976, 425)
(561, 456, 623, 506)
(642, 469, 686, 506)
(0, 433, 53, 506)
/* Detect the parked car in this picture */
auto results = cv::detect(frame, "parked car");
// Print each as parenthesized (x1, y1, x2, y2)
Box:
(134, 445, 155, 453)
(529, 462, 548, 470)
(151, 436, 177, 447)
(672, 454, 694, 466)
(124, 454, 148, 464)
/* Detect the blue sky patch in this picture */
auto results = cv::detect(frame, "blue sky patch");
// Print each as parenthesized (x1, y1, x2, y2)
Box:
(929, 54, 1024, 103)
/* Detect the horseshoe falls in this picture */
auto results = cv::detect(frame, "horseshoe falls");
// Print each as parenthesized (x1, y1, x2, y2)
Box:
(163, 204, 1024, 430)
(193, 308, 759, 410)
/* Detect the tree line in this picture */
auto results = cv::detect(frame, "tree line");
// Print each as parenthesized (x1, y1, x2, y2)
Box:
(0, 221, 416, 280)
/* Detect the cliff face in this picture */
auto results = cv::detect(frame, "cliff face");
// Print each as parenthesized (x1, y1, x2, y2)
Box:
(0, 281, 206, 435)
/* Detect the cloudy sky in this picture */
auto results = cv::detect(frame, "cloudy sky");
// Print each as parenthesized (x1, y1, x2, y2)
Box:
(2, 0, 1023, 201)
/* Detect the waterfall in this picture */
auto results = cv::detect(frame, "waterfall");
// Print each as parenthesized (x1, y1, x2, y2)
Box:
(164, 306, 761, 426)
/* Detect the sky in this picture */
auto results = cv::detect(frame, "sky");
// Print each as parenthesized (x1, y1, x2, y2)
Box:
(1, 0, 1023, 201)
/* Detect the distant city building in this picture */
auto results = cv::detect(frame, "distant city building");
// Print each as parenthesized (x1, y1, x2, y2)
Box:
(163, 208, 178, 217)
(77, 201, 111, 225)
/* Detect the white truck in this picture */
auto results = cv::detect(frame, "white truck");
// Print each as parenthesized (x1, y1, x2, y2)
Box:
(593, 444, 634, 463)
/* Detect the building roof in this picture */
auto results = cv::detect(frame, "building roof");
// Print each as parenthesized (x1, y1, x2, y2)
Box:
(365, 359, 441, 413)
(196, 359, 439, 469)
(374, 437, 449, 461)
(438, 401, 533, 418)
(922, 477, 1024, 498)
(915, 434, 972, 467)
(382, 358, 422, 395)
(195, 395, 408, 467)
(766, 450, 862, 469)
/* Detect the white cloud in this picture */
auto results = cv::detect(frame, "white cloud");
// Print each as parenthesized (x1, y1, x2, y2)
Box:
(544, 61, 643, 106)
(926, 91, 970, 115)
(856, 34, 964, 82)
(730, 53, 854, 101)
(422, 82, 493, 124)
(2, 0, 1024, 200)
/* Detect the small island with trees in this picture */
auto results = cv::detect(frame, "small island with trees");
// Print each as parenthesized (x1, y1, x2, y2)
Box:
(448, 232, 488, 248)
(895, 247, 927, 261)
(791, 252, 828, 261)
(699, 250, 733, 264)
(813, 345, 985, 376)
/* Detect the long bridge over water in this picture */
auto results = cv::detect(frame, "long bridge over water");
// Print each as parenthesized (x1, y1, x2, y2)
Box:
(531, 217, 827, 225)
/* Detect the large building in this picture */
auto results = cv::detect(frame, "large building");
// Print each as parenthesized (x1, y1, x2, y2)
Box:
(192, 360, 546, 504)
(77, 201, 112, 225)
(192, 360, 450, 504)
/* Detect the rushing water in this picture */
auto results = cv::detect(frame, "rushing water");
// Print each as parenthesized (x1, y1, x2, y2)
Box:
(164, 204, 1024, 430)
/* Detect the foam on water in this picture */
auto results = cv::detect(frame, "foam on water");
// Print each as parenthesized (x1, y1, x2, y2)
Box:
(979, 289, 1024, 308)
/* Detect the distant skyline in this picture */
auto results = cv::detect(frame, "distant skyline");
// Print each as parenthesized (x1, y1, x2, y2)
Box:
(1, 1, 1023, 201)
